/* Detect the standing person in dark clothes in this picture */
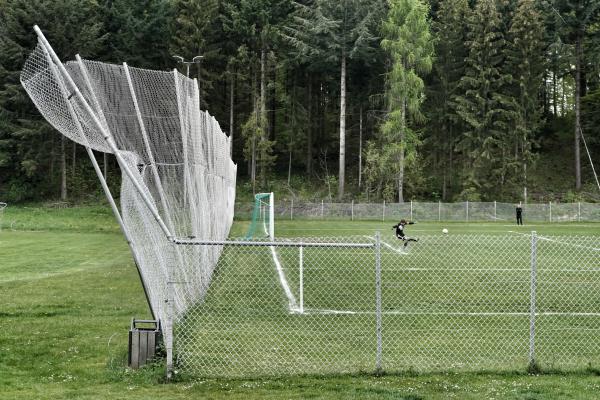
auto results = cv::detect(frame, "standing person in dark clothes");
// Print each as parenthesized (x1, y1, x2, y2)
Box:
(516, 202, 523, 225)
(392, 219, 419, 248)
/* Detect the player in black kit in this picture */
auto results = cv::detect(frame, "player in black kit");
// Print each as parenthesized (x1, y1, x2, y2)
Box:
(392, 219, 419, 248)
(516, 203, 523, 225)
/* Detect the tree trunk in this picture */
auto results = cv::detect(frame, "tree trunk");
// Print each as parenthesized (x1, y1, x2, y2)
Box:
(60, 135, 67, 201)
(103, 153, 108, 182)
(574, 35, 582, 190)
(251, 67, 257, 192)
(398, 100, 406, 203)
(306, 74, 312, 175)
(552, 70, 558, 116)
(71, 141, 76, 178)
(229, 71, 235, 158)
(260, 44, 267, 187)
(338, 54, 346, 200)
(358, 104, 363, 189)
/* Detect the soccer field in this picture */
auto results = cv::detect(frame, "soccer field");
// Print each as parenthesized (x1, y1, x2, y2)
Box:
(175, 219, 600, 377)
(2, 206, 600, 399)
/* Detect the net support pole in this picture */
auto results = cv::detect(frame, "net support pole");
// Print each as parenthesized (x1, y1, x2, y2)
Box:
(438, 201, 441, 221)
(73, 56, 155, 320)
(351, 200, 354, 221)
(123, 63, 177, 234)
(529, 231, 537, 369)
(578, 202, 581, 222)
(166, 272, 174, 380)
(494, 201, 497, 221)
(410, 200, 413, 221)
(290, 199, 293, 220)
(466, 200, 469, 222)
(321, 200, 324, 219)
(173, 69, 190, 211)
(382, 200, 385, 222)
(269, 192, 275, 240)
(375, 231, 382, 373)
(299, 246, 304, 314)
(549, 201, 552, 222)
(33, 25, 173, 240)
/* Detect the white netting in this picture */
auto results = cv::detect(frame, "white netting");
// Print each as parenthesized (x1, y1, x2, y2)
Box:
(21, 40, 237, 336)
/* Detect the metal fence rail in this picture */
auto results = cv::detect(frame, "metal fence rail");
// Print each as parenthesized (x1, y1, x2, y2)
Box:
(235, 201, 600, 222)
(169, 233, 600, 377)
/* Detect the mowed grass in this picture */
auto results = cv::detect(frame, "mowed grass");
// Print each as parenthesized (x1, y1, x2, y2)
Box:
(1, 204, 600, 399)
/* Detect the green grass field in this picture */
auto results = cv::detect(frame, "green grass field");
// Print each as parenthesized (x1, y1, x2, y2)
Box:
(2, 205, 600, 399)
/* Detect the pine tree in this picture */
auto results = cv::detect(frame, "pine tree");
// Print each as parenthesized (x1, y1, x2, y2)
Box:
(455, 0, 511, 199)
(506, 0, 545, 201)
(0, 0, 104, 201)
(366, 0, 433, 202)
(427, 0, 470, 200)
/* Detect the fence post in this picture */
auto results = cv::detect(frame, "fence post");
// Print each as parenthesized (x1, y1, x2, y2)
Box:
(290, 199, 293, 220)
(321, 200, 324, 219)
(382, 200, 386, 222)
(529, 231, 537, 370)
(466, 200, 469, 222)
(374, 231, 382, 373)
(494, 201, 497, 221)
(165, 271, 174, 380)
(351, 200, 354, 221)
(299, 246, 304, 314)
(548, 201, 552, 222)
(410, 200, 413, 221)
(438, 200, 441, 221)
(578, 202, 581, 222)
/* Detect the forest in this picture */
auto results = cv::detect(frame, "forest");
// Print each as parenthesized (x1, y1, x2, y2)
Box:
(1, 0, 599, 204)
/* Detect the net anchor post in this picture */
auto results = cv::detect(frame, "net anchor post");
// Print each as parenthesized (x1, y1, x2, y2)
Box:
(299, 246, 304, 314)
(528, 231, 538, 372)
(374, 231, 382, 374)
(165, 275, 175, 380)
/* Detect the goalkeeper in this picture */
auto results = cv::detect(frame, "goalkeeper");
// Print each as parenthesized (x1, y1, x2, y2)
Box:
(392, 219, 419, 248)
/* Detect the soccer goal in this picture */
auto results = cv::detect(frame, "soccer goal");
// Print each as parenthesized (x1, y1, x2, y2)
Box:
(245, 192, 274, 240)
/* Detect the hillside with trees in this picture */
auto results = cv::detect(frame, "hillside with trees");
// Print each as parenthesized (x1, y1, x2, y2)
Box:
(1, 0, 599, 204)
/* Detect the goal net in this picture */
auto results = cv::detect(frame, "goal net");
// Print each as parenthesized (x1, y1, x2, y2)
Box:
(245, 192, 274, 240)
(20, 28, 237, 345)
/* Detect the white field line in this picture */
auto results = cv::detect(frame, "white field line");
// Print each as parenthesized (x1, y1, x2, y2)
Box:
(263, 206, 301, 313)
(508, 231, 600, 251)
(270, 245, 299, 313)
(362, 235, 408, 255)
(300, 309, 600, 317)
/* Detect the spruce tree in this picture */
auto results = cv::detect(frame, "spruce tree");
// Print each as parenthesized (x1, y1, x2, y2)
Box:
(506, 0, 545, 201)
(455, 0, 511, 199)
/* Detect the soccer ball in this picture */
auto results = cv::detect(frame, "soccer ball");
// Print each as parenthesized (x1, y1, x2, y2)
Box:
(442, 228, 448, 234)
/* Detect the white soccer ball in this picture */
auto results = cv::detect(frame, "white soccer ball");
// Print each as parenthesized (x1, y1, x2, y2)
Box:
(442, 228, 448, 234)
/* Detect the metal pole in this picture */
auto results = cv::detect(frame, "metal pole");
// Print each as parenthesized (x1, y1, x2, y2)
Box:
(578, 202, 581, 222)
(321, 200, 324, 219)
(123, 63, 177, 234)
(34, 26, 173, 239)
(466, 200, 469, 222)
(173, 69, 190, 210)
(166, 273, 174, 380)
(351, 200, 354, 221)
(269, 192, 275, 240)
(494, 201, 497, 221)
(438, 200, 441, 221)
(291, 199, 294, 220)
(410, 200, 413, 220)
(549, 201, 552, 222)
(529, 231, 537, 369)
(375, 231, 382, 373)
(299, 246, 304, 314)
(70, 55, 155, 319)
(382, 200, 385, 222)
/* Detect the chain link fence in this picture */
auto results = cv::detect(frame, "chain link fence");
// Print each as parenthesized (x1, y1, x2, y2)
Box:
(168, 233, 600, 377)
(235, 201, 600, 222)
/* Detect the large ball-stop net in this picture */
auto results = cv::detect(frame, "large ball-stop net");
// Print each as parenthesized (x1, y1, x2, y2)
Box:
(20, 34, 237, 337)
